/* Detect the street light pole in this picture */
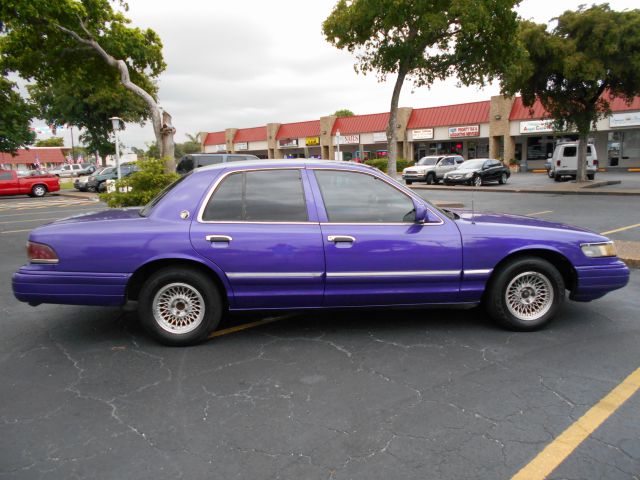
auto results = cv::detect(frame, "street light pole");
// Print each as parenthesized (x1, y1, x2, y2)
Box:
(109, 117, 122, 180)
(336, 129, 341, 161)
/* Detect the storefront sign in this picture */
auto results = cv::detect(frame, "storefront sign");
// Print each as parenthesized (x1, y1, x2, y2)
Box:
(235, 142, 248, 150)
(519, 120, 555, 134)
(411, 128, 434, 140)
(448, 125, 480, 138)
(373, 132, 387, 143)
(214, 144, 226, 152)
(610, 112, 640, 128)
(278, 138, 299, 148)
(338, 134, 360, 144)
(305, 136, 320, 146)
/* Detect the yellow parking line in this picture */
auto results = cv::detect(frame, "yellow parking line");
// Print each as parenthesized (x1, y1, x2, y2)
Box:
(0, 229, 32, 234)
(527, 210, 553, 216)
(512, 366, 640, 480)
(208, 315, 291, 339)
(0, 217, 63, 224)
(600, 223, 640, 236)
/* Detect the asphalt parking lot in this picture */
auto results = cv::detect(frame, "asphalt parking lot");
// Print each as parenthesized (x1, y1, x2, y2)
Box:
(1, 192, 639, 479)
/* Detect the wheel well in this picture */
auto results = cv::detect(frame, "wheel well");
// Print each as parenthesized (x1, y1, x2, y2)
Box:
(487, 249, 577, 293)
(126, 259, 228, 306)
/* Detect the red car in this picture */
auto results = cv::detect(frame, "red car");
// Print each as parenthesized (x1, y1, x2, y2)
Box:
(0, 169, 60, 197)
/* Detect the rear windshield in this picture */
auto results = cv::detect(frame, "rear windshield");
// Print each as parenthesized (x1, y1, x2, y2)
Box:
(139, 174, 190, 217)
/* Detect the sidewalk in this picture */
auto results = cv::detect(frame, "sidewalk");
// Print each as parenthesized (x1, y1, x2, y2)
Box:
(410, 180, 640, 196)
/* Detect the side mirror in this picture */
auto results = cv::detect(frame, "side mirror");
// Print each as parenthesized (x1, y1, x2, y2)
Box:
(414, 202, 428, 224)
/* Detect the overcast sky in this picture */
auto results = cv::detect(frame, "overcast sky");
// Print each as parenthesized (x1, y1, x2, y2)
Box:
(35, 0, 638, 152)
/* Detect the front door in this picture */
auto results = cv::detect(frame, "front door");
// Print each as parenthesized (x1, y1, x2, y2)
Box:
(309, 169, 462, 307)
(190, 168, 325, 310)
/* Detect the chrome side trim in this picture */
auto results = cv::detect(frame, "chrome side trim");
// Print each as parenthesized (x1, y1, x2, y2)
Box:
(227, 272, 324, 279)
(30, 259, 59, 265)
(463, 269, 493, 275)
(327, 270, 461, 278)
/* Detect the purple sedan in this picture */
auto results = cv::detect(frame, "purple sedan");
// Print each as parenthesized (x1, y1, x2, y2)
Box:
(13, 160, 629, 346)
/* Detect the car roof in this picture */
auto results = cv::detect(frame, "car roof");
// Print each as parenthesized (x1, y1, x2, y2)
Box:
(193, 159, 377, 174)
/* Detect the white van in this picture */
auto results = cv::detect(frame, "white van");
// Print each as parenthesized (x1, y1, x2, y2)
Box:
(550, 142, 598, 181)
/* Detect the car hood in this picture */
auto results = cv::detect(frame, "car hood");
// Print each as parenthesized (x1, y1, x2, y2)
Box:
(453, 210, 596, 235)
(404, 165, 434, 172)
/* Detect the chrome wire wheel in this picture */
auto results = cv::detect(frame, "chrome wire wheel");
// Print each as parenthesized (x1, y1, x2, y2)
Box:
(152, 282, 205, 334)
(474, 175, 482, 187)
(505, 271, 554, 322)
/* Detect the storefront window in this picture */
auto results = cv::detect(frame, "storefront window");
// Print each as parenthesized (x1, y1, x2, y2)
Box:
(608, 130, 640, 166)
(526, 136, 555, 161)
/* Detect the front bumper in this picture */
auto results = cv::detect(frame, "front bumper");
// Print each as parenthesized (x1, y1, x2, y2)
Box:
(402, 173, 427, 181)
(444, 175, 473, 184)
(570, 261, 630, 301)
(13, 266, 130, 306)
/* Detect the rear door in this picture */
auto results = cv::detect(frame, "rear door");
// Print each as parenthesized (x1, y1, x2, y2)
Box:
(435, 157, 456, 178)
(190, 168, 325, 309)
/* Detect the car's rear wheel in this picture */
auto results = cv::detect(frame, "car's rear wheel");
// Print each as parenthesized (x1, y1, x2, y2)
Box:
(554, 174, 562, 182)
(31, 184, 47, 197)
(473, 175, 482, 187)
(485, 257, 564, 331)
(405, 180, 413, 185)
(587, 173, 595, 180)
(498, 173, 507, 185)
(548, 170, 554, 178)
(426, 173, 435, 185)
(138, 267, 222, 346)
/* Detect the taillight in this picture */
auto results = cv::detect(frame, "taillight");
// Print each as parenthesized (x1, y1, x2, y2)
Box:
(593, 160, 599, 166)
(27, 241, 59, 264)
(556, 160, 561, 166)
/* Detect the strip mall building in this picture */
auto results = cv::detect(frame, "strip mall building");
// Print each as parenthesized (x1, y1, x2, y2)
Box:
(202, 95, 640, 170)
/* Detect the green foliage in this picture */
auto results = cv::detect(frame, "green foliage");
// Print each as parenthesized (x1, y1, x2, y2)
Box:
(501, 4, 640, 181)
(0, 0, 165, 159)
(99, 158, 179, 208)
(334, 109, 355, 117)
(0, 77, 36, 153)
(364, 157, 412, 172)
(34, 137, 64, 147)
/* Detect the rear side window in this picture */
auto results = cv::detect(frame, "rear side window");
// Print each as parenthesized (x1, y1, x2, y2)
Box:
(228, 155, 249, 162)
(0, 172, 13, 180)
(586, 146, 592, 155)
(197, 156, 224, 167)
(176, 157, 194, 174)
(203, 169, 308, 222)
(563, 146, 577, 157)
(456, 157, 464, 164)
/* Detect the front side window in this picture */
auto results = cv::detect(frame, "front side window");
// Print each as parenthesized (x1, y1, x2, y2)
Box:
(315, 170, 415, 223)
(441, 158, 454, 166)
(203, 169, 308, 222)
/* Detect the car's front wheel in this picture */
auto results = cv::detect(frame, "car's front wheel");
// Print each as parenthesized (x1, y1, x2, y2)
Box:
(485, 257, 564, 331)
(426, 173, 435, 185)
(138, 267, 223, 346)
(473, 175, 482, 187)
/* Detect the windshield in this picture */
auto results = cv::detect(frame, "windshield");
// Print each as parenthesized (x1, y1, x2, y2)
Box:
(416, 157, 439, 166)
(457, 160, 485, 170)
(139, 174, 190, 217)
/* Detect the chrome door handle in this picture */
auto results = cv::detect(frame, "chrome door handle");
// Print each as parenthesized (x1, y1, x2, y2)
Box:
(327, 235, 355, 243)
(205, 235, 232, 243)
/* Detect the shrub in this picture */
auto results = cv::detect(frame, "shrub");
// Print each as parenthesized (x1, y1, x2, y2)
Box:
(364, 157, 413, 172)
(99, 158, 180, 208)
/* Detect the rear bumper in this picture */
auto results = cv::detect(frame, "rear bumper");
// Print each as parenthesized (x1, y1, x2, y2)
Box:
(13, 267, 130, 306)
(570, 261, 630, 301)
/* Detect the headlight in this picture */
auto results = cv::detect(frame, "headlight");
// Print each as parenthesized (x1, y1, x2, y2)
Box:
(465, 172, 473, 178)
(581, 242, 616, 258)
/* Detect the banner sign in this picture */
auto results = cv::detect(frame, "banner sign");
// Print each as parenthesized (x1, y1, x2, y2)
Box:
(235, 142, 248, 150)
(519, 120, 555, 134)
(279, 138, 299, 148)
(305, 136, 320, 146)
(448, 125, 480, 138)
(411, 128, 434, 140)
(610, 112, 640, 128)
(215, 144, 226, 152)
(338, 134, 360, 144)
(372, 132, 387, 143)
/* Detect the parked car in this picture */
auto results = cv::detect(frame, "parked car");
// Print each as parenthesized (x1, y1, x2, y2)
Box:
(443, 158, 510, 186)
(74, 167, 114, 192)
(402, 155, 465, 185)
(176, 153, 261, 175)
(544, 159, 553, 177)
(549, 142, 598, 181)
(13, 160, 629, 346)
(48, 163, 96, 178)
(0, 169, 60, 197)
(86, 164, 138, 192)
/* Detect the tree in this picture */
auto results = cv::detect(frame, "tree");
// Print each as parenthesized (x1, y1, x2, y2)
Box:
(0, 77, 36, 153)
(323, 0, 520, 174)
(0, 0, 176, 173)
(35, 137, 64, 147)
(334, 109, 355, 117)
(501, 5, 640, 182)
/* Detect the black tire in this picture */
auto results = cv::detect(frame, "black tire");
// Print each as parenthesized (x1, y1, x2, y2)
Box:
(405, 180, 413, 185)
(484, 257, 565, 331)
(426, 173, 435, 185)
(587, 173, 595, 180)
(138, 267, 223, 346)
(554, 174, 562, 182)
(433, 177, 440, 184)
(87, 185, 96, 192)
(498, 173, 507, 185)
(31, 184, 47, 197)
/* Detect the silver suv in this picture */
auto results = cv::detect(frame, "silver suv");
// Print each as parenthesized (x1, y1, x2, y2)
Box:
(49, 163, 96, 178)
(402, 155, 465, 185)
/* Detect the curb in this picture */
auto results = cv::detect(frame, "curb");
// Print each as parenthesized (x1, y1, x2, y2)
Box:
(621, 258, 640, 269)
(54, 191, 99, 201)
(410, 185, 640, 196)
